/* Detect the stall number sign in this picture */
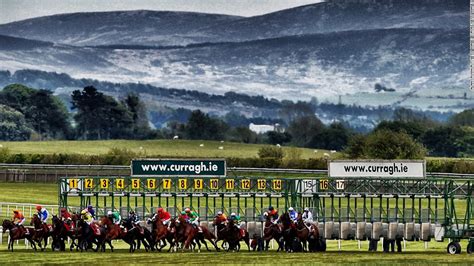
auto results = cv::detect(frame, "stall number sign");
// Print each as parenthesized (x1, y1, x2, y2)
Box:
(163, 179, 172, 189)
(241, 179, 251, 190)
(100, 179, 109, 189)
(257, 179, 266, 190)
(84, 179, 94, 189)
(194, 179, 203, 190)
(131, 179, 140, 189)
(272, 180, 282, 190)
(298, 180, 318, 194)
(147, 179, 156, 189)
(210, 179, 219, 190)
(336, 180, 345, 190)
(68, 179, 78, 189)
(178, 179, 187, 190)
(116, 179, 125, 189)
(226, 179, 234, 190)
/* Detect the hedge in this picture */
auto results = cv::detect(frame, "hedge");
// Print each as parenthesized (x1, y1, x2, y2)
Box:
(0, 150, 472, 174)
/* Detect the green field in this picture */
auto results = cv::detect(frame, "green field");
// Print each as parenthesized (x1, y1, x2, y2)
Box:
(0, 140, 328, 159)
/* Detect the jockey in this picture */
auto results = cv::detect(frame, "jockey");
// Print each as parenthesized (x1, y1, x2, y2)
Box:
(81, 209, 94, 224)
(36, 205, 49, 224)
(60, 208, 72, 221)
(107, 210, 122, 225)
(12, 210, 25, 226)
(229, 212, 241, 228)
(302, 207, 314, 231)
(180, 211, 189, 221)
(87, 205, 95, 219)
(266, 206, 279, 224)
(214, 211, 227, 225)
(185, 207, 202, 232)
(156, 207, 171, 226)
(129, 210, 140, 225)
(12, 210, 28, 235)
(288, 207, 298, 223)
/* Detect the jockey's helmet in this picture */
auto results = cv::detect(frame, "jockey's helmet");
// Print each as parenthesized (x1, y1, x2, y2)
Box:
(268, 206, 274, 211)
(288, 207, 294, 212)
(36, 205, 42, 211)
(61, 208, 67, 212)
(157, 207, 164, 213)
(13, 210, 19, 214)
(107, 210, 113, 216)
(185, 207, 191, 213)
(231, 212, 236, 217)
(181, 211, 186, 215)
(81, 210, 87, 215)
(217, 211, 223, 215)
(304, 207, 309, 212)
(87, 205, 93, 210)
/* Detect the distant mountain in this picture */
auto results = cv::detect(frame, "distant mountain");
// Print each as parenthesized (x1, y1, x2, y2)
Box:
(0, 0, 467, 46)
(0, 10, 242, 46)
(200, 0, 469, 43)
(0, 34, 53, 50)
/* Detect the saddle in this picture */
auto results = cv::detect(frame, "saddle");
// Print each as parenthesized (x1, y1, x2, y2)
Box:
(90, 223, 101, 236)
(240, 228, 246, 238)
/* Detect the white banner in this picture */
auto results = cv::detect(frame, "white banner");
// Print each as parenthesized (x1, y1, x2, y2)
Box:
(329, 160, 425, 178)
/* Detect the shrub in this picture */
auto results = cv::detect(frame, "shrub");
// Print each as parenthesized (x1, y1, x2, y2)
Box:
(258, 146, 284, 160)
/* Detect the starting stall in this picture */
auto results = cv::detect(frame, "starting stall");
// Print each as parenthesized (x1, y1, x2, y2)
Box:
(58, 159, 474, 254)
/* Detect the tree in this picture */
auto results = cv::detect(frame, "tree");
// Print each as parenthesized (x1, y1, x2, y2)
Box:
(185, 110, 229, 140)
(449, 109, 474, 127)
(123, 93, 152, 139)
(266, 131, 291, 145)
(364, 130, 426, 159)
(422, 126, 466, 157)
(345, 134, 367, 158)
(375, 120, 426, 141)
(0, 104, 32, 140)
(310, 122, 350, 150)
(0, 84, 70, 139)
(287, 115, 324, 147)
(228, 126, 258, 143)
(71, 86, 133, 140)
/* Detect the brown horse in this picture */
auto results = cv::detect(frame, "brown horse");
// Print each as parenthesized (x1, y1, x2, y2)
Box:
(263, 215, 284, 251)
(213, 218, 250, 251)
(148, 216, 173, 251)
(172, 215, 220, 252)
(100, 216, 132, 252)
(30, 214, 52, 251)
(2, 220, 37, 251)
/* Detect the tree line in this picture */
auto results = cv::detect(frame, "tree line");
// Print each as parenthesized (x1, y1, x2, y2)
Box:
(0, 84, 472, 159)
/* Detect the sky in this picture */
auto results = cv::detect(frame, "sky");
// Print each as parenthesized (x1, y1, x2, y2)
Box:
(0, 0, 324, 24)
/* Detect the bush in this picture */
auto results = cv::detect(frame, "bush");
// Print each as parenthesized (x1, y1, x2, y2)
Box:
(258, 146, 284, 159)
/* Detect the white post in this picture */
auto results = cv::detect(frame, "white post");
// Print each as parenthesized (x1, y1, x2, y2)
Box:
(404, 239, 406, 250)
(338, 239, 341, 251)
(424, 241, 428, 249)
(358, 240, 361, 250)
(0, 228, 2, 245)
(271, 239, 274, 250)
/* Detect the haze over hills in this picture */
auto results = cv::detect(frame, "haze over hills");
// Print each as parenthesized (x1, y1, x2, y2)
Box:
(0, 0, 467, 46)
(0, 0, 472, 123)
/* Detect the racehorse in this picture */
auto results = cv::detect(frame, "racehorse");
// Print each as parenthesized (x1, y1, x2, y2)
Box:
(213, 217, 250, 252)
(100, 216, 136, 252)
(279, 212, 297, 252)
(263, 215, 283, 251)
(2, 219, 37, 251)
(147, 216, 173, 251)
(76, 218, 104, 252)
(122, 217, 154, 251)
(172, 215, 220, 252)
(51, 215, 68, 251)
(30, 214, 52, 251)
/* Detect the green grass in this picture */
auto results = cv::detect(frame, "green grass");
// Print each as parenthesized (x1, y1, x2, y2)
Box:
(0, 139, 328, 159)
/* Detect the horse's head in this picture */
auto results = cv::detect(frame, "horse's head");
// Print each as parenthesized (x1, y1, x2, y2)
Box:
(52, 215, 60, 225)
(2, 219, 12, 229)
(101, 216, 112, 226)
(30, 214, 40, 226)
